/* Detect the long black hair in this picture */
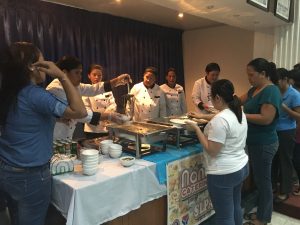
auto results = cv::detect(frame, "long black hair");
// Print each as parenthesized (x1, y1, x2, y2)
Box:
(248, 58, 278, 85)
(211, 79, 242, 123)
(0, 42, 40, 126)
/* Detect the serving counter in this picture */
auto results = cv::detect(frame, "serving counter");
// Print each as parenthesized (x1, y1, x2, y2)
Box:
(51, 144, 203, 225)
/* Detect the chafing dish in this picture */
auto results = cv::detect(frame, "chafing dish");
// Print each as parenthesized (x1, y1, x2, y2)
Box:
(107, 121, 177, 158)
(146, 117, 207, 148)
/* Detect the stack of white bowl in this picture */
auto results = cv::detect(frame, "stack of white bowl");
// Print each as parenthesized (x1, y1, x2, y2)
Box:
(81, 149, 99, 175)
(109, 144, 123, 158)
(99, 139, 113, 155)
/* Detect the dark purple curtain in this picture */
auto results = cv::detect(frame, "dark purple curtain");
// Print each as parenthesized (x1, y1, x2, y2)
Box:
(0, 0, 184, 86)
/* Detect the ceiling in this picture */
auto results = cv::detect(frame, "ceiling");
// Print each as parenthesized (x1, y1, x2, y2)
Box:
(44, 0, 290, 31)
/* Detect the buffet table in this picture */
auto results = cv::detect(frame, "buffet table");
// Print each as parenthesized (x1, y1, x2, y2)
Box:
(51, 144, 203, 225)
(51, 157, 166, 225)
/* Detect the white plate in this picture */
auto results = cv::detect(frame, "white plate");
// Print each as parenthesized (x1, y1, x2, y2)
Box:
(192, 118, 208, 124)
(170, 119, 186, 125)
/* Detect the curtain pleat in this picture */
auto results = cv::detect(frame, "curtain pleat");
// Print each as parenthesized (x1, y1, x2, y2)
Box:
(0, 0, 184, 86)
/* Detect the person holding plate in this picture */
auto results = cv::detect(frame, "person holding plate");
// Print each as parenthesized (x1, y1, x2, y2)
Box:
(186, 79, 248, 225)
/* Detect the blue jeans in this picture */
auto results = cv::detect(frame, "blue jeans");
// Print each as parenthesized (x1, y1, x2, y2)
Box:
(248, 142, 278, 223)
(0, 159, 51, 225)
(207, 164, 249, 225)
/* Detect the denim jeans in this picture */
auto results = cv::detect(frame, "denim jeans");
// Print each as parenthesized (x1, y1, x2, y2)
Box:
(0, 159, 51, 225)
(207, 164, 249, 225)
(248, 142, 278, 223)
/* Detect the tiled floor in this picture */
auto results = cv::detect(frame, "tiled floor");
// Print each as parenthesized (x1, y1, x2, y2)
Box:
(1, 207, 300, 225)
(200, 211, 300, 225)
(270, 211, 300, 225)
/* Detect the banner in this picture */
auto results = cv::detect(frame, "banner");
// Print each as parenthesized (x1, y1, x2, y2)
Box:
(167, 153, 214, 225)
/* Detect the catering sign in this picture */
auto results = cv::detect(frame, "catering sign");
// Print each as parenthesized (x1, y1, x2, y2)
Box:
(167, 153, 214, 225)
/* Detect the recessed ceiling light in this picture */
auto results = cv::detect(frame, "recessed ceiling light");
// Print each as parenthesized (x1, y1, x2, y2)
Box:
(115, 0, 121, 3)
(206, 5, 214, 10)
(178, 13, 184, 18)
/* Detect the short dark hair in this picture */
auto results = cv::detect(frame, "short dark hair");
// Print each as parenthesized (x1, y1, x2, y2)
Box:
(294, 63, 300, 70)
(144, 66, 158, 76)
(166, 67, 176, 75)
(88, 64, 103, 74)
(290, 69, 300, 88)
(56, 56, 82, 72)
(205, 63, 220, 73)
(276, 68, 289, 80)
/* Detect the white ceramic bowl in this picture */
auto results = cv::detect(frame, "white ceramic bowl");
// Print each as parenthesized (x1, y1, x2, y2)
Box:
(100, 140, 113, 155)
(109, 144, 122, 151)
(83, 167, 98, 176)
(81, 149, 99, 157)
(120, 156, 135, 167)
(82, 164, 98, 169)
(109, 149, 122, 153)
(100, 146, 110, 155)
(82, 159, 99, 165)
(82, 161, 98, 168)
(109, 151, 122, 158)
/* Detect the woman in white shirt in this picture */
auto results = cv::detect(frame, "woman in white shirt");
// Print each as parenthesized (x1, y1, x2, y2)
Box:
(128, 67, 166, 121)
(83, 64, 117, 139)
(160, 68, 187, 116)
(187, 79, 249, 225)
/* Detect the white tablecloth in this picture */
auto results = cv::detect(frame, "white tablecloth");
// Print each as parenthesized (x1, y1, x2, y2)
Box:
(51, 156, 167, 225)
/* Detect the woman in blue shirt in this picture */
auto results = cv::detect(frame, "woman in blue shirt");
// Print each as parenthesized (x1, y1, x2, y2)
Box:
(0, 42, 86, 225)
(272, 68, 300, 202)
(240, 58, 281, 225)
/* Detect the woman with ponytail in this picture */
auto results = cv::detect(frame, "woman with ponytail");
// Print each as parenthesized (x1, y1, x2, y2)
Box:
(241, 58, 282, 225)
(186, 79, 249, 225)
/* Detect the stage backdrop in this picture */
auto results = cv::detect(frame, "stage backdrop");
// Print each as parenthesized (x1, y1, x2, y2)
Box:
(0, 0, 184, 86)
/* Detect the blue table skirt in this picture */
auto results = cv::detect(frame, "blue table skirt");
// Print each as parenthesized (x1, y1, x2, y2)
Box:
(143, 143, 203, 184)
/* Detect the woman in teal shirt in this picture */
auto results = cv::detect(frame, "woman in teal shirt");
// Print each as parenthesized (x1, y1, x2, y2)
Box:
(240, 58, 281, 225)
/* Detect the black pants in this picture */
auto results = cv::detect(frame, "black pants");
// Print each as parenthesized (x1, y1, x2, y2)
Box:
(293, 143, 300, 182)
(272, 129, 296, 194)
(0, 190, 7, 211)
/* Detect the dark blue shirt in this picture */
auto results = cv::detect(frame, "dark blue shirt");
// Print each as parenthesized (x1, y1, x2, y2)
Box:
(0, 84, 67, 167)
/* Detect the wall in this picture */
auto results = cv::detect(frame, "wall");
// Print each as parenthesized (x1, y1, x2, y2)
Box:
(253, 29, 275, 60)
(273, 0, 300, 69)
(182, 25, 255, 111)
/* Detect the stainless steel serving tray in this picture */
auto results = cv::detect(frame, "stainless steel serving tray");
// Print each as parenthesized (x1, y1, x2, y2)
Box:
(107, 121, 177, 158)
(107, 121, 176, 143)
